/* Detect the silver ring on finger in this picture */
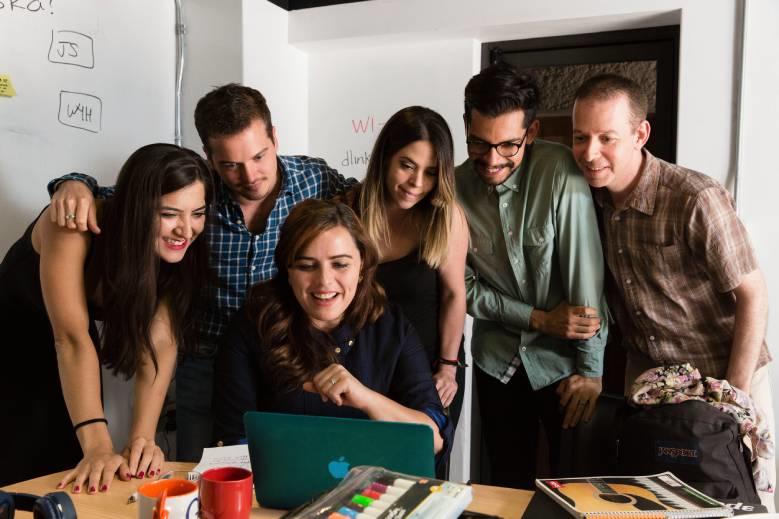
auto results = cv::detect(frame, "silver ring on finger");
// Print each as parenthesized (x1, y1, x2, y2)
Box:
(330, 377, 338, 386)
(65, 213, 76, 221)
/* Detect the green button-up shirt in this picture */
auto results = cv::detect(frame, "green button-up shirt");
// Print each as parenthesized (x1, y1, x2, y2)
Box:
(456, 140, 608, 390)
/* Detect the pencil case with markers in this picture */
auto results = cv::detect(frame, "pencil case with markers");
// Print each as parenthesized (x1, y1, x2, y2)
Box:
(284, 465, 473, 519)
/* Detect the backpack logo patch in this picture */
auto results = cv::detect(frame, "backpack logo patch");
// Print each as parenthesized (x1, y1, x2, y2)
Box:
(655, 441, 701, 464)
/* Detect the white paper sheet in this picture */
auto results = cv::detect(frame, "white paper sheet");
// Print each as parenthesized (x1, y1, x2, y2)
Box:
(193, 444, 251, 473)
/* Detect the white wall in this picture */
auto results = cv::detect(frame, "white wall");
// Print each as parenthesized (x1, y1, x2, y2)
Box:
(740, 0, 779, 316)
(181, 0, 244, 152)
(242, 0, 308, 154)
(308, 39, 477, 179)
(739, 1, 779, 502)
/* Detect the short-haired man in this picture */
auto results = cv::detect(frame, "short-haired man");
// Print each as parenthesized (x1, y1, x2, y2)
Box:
(571, 74, 774, 507)
(48, 84, 355, 462)
(455, 63, 608, 489)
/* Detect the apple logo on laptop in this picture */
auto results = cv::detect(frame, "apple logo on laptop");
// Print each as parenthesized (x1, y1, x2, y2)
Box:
(327, 456, 350, 479)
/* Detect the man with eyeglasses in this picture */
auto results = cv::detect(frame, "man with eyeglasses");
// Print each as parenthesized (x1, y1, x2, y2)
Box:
(455, 62, 608, 489)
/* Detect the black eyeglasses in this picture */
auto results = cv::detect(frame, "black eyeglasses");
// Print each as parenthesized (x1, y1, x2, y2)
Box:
(466, 130, 528, 158)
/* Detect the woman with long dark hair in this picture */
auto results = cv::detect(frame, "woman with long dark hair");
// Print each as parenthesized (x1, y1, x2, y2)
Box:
(346, 106, 469, 435)
(0, 143, 212, 492)
(213, 199, 451, 462)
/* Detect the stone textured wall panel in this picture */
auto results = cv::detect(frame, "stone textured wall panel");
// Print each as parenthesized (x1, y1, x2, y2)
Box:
(520, 61, 657, 115)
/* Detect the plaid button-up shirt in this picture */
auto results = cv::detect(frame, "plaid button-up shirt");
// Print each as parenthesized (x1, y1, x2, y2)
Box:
(593, 149, 771, 378)
(50, 155, 356, 353)
(199, 155, 355, 346)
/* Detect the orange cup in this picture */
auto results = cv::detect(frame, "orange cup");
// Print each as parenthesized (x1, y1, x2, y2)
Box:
(199, 467, 253, 519)
(137, 478, 199, 519)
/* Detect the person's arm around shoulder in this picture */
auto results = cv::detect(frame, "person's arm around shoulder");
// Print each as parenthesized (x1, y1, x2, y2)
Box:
(321, 159, 359, 198)
(48, 173, 115, 233)
(35, 207, 131, 493)
(434, 203, 468, 407)
(49, 176, 100, 233)
(123, 302, 176, 478)
(549, 160, 608, 428)
(528, 156, 602, 341)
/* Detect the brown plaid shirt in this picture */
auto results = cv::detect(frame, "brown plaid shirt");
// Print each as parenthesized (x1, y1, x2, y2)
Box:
(593, 149, 770, 378)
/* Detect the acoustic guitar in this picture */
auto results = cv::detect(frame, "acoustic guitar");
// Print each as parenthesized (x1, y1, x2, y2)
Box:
(557, 478, 670, 513)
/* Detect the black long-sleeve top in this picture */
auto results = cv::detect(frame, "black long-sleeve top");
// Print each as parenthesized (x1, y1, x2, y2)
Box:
(212, 304, 452, 461)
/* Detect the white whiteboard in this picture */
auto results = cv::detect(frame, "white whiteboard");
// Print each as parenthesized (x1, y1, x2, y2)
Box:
(0, 0, 176, 255)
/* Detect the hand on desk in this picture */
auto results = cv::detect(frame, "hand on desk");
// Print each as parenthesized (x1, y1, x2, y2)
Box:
(122, 436, 164, 480)
(56, 447, 131, 494)
(55, 438, 163, 494)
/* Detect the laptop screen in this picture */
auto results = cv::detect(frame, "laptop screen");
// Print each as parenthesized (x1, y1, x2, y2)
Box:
(244, 411, 435, 509)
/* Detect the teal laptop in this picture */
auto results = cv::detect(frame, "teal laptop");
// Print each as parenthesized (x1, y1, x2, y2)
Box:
(243, 411, 435, 509)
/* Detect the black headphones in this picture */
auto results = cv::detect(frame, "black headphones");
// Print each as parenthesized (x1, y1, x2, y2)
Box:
(0, 491, 76, 519)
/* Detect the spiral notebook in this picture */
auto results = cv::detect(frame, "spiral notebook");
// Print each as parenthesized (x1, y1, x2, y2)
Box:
(535, 472, 733, 518)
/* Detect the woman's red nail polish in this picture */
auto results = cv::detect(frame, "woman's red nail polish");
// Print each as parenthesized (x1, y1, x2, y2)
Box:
(100, 484, 107, 492)
(126, 473, 133, 479)
(73, 486, 80, 493)
(137, 471, 144, 478)
(89, 486, 96, 493)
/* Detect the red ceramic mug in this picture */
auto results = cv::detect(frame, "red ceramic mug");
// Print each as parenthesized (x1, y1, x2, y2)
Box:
(199, 467, 253, 519)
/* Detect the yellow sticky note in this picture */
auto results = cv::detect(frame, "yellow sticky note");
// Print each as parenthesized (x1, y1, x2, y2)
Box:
(0, 75, 17, 97)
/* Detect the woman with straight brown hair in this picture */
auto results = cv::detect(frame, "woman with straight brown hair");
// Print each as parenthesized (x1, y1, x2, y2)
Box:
(345, 106, 469, 434)
(213, 199, 451, 462)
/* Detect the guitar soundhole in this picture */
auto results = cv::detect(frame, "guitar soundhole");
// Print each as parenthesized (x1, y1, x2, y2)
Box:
(599, 493, 634, 504)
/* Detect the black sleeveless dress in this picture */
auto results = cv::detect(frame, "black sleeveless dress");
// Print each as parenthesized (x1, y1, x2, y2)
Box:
(375, 250, 465, 431)
(0, 217, 100, 485)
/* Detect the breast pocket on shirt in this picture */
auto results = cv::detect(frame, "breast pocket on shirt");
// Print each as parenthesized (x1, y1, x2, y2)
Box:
(523, 224, 554, 274)
(633, 241, 685, 278)
(470, 234, 494, 257)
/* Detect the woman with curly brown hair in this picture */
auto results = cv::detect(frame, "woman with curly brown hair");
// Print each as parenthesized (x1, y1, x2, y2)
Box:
(213, 199, 451, 460)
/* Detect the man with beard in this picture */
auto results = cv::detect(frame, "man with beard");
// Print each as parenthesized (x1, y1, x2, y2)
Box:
(455, 63, 608, 488)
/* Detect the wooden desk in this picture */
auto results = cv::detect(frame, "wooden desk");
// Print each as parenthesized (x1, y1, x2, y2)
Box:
(3, 462, 532, 518)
